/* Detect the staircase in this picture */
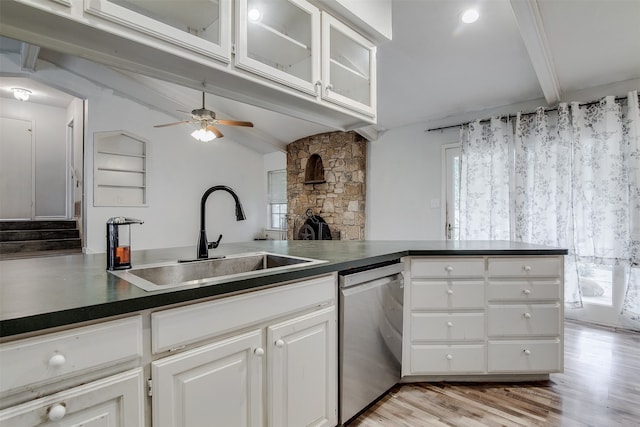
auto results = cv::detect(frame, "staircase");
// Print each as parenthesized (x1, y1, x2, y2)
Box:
(0, 220, 82, 259)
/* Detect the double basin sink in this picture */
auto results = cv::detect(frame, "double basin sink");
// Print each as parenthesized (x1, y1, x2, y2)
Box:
(110, 252, 326, 291)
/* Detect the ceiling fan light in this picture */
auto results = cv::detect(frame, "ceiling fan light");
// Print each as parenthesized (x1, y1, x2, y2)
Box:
(191, 128, 216, 142)
(12, 88, 32, 101)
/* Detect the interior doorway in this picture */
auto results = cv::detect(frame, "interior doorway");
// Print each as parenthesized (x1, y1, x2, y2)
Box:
(442, 143, 460, 240)
(0, 116, 33, 219)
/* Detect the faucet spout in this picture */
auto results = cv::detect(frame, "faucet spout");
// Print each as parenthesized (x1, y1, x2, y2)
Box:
(198, 185, 246, 259)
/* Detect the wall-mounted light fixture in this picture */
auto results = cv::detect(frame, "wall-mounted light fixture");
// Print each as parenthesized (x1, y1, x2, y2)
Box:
(12, 88, 32, 101)
(248, 8, 262, 22)
(191, 127, 216, 142)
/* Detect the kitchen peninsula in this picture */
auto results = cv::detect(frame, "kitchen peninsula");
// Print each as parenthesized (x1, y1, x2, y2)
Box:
(0, 240, 567, 426)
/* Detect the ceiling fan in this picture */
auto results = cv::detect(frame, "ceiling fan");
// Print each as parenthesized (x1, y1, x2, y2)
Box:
(154, 92, 253, 141)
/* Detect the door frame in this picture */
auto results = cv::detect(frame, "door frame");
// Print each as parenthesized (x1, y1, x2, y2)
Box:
(441, 142, 460, 240)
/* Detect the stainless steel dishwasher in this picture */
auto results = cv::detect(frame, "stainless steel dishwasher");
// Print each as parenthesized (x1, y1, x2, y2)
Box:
(338, 260, 404, 425)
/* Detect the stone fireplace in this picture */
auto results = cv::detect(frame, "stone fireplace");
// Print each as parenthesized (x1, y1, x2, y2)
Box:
(286, 131, 366, 240)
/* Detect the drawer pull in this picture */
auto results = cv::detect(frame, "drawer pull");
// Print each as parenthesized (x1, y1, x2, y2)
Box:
(523, 265, 532, 272)
(523, 289, 531, 295)
(524, 312, 532, 319)
(48, 354, 66, 368)
(275, 339, 285, 348)
(446, 289, 454, 295)
(446, 354, 453, 360)
(446, 321, 453, 327)
(445, 265, 454, 272)
(254, 347, 265, 356)
(48, 403, 67, 421)
(523, 349, 532, 356)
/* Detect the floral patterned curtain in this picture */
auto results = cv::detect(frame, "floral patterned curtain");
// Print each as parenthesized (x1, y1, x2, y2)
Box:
(459, 91, 640, 324)
(459, 117, 512, 240)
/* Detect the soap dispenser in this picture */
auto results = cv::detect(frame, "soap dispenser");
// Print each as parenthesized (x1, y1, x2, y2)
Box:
(106, 217, 143, 270)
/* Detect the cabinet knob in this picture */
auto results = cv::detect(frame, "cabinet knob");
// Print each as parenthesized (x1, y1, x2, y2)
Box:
(523, 265, 532, 272)
(254, 347, 265, 356)
(446, 289, 454, 295)
(446, 354, 453, 360)
(523, 289, 531, 295)
(524, 312, 532, 319)
(48, 403, 66, 421)
(48, 354, 66, 368)
(446, 321, 453, 327)
(523, 349, 532, 356)
(275, 339, 285, 348)
(445, 265, 454, 272)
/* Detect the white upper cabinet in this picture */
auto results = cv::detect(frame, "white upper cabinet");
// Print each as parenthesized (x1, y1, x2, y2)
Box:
(321, 12, 376, 117)
(84, 0, 232, 62)
(236, 0, 321, 95)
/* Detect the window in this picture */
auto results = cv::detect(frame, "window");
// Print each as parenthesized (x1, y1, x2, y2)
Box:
(268, 170, 287, 230)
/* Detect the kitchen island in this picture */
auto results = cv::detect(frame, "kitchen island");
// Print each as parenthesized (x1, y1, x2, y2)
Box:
(0, 240, 567, 426)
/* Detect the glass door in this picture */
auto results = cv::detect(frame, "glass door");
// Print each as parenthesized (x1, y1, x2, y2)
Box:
(236, 0, 320, 95)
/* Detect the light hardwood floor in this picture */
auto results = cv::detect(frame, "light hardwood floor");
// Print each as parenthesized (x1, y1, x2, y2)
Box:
(350, 320, 640, 426)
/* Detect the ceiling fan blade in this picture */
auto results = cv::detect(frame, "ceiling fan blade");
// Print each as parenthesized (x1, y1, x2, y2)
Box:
(215, 119, 254, 127)
(154, 120, 191, 128)
(206, 125, 224, 139)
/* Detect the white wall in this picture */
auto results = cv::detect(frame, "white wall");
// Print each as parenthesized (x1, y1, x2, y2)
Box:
(84, 90, 266, 253)
(0, 97, 67, 217)
(366, 123, 459, 240)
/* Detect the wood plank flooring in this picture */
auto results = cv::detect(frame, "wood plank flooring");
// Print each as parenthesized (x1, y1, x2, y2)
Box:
(350, 320, 640, 426)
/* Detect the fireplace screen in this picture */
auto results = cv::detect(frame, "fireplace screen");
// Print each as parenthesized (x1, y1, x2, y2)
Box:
(297, 209, 332, 240)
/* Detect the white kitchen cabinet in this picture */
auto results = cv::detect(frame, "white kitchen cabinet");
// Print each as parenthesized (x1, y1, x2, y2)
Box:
(268, 306, 337, 427)
(151, 330, 263, 427)
(405, 258, 486, 376)
(84, 0, 232, 63)
(321, 12, 376, 117)
(404, 255, 564, 378)
(0, 368, 145, 426)
(236, 0, 321, 95)
(150, 273, 337, 427)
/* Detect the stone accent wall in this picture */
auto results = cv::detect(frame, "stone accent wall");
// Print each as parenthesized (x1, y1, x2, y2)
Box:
(286, 131, 366, 240)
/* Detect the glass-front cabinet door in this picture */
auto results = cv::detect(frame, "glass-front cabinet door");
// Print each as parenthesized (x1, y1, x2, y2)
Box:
(84, 0, 231, 63)
(321, 12, 376, 117)
(236, 0, 320, 95)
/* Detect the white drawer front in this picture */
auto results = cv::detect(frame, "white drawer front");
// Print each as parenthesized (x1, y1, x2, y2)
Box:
(411, 344, 485, 374)
(488, 257, 561, 278)
(488, 340, 562, 373)
(488, 280, 561, 301)
(152, 274, 335, 353)
(0, 316, 143, 395)
(0, 368, 145, 425)
(411, 281, 485, 310)
(411, 313, 485, 342)
(411, 258, 484, 278)
(487, 304, 561, 337)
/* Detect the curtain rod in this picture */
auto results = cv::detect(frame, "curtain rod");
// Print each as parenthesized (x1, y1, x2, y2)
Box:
(426, 95, 633, 132)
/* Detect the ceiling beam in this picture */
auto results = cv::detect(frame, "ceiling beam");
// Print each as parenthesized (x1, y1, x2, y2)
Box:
(509, 0, 561, 105)
(20, 42, 40, 72)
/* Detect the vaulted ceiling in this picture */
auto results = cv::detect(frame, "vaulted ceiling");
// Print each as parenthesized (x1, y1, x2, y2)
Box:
(1, 0, 639, 151)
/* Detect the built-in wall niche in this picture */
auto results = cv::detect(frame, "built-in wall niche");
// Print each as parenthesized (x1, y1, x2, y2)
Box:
(94, 131, 147, 206)
(304, 153, 325, 184)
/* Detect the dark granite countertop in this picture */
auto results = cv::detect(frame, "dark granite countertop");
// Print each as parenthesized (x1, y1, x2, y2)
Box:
(0, 240, 566, 338)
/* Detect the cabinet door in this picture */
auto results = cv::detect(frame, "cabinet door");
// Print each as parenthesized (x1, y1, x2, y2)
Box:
(267, 306, 337, 427)
(152, 330, 263, 427)
(321, 12, 376, 116)
(84, 0, 232, 63)
(236, 0, 321, 95)
(0, 368, 144, 426)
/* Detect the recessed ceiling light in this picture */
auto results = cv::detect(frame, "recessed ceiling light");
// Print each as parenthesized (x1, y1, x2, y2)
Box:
(461, 9, 479, 24)
(12, 88, 32, 101)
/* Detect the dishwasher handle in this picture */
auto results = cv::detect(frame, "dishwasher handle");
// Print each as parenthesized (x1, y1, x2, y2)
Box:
(339, 262, 404, 288)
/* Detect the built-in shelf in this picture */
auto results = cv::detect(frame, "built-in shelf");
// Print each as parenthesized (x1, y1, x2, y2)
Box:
(94, 131, 148, 206)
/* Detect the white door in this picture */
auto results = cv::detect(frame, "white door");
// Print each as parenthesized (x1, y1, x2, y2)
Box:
(0, 116, 33, 219)
(152, 329, 264, 427)
(267, 306, 337, 427)
(442, 144, 461, 239)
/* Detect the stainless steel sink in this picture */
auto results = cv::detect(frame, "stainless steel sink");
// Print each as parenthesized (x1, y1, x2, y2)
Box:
(109, 252, 326, 291)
